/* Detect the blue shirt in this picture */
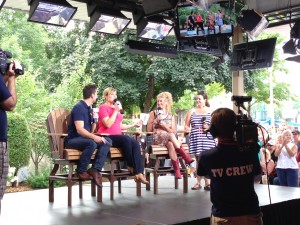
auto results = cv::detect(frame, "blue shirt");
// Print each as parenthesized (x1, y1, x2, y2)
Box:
(65, 100, 92, 142)
(0, 76, 12, 142)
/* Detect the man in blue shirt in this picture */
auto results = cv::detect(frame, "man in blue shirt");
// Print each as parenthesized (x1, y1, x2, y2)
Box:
(0, 60, 21, 213)
(64, 84, 110, 187)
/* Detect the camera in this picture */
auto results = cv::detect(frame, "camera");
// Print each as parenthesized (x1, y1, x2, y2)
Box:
(0, 49, 24, 76)
(231, 95, 258, 152)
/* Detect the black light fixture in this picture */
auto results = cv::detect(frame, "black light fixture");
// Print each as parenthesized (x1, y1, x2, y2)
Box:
(237, 9, 269, 38)
(87, 4, 131, 35)
(282, 39, 297, 55)
(27, 0, 77, 27)
(0, 0, 5, 10)
(134, 14, 173, 41)
(125, 39, 177, 58)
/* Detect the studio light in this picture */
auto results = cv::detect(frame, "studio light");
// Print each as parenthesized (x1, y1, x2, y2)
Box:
(0, 0, 6, 10)
(27, 0, 77, 27)
(237, 9, 269, 39)
(135, 15, 173, 41)
(282, 39, 297, 55)
(87, 4, 131, 36)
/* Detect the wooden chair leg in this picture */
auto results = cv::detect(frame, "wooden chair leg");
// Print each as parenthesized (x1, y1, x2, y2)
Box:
(118, 178, 121, 194)
(183, 172, 188, 193)
(67, 180, 73, 207)
(110, 179, 114, 200)
(49, 179, 54, 203)
(97, 185, 102, 202)
(175, 176, 179, 189)
(154, 172, 158, 194)
(146, 171, 151, 191)
(78, 180, 83, 199)
(91, 182, 96, 197)
(136, 181, 141, 197)
(49, 164, 59, 203)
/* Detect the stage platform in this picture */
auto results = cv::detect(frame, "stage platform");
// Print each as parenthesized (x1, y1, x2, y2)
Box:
(1, 176, 300, 225)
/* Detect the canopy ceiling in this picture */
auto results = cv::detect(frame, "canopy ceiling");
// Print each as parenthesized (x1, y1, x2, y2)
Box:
(3, 0, 300, 29)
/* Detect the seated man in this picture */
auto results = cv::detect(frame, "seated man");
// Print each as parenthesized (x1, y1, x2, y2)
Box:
(64, 84, 111, 187)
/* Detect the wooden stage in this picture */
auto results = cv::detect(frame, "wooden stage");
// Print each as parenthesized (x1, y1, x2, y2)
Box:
(1, 176, 300, 225)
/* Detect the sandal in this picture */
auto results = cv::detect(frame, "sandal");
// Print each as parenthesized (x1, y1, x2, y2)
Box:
(191, 183, 202, 190)
(204, 185, 211, 191)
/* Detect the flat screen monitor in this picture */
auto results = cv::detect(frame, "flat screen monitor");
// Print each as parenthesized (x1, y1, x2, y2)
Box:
(176, 3, 233, 40)
(231, 37, 277, 71)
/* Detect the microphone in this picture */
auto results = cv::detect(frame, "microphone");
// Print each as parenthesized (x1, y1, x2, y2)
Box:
(114, 99, 124, 114)
(156, 107, 163, 116)
(201, 116, 207, 133)
(92, 102, 99, 123)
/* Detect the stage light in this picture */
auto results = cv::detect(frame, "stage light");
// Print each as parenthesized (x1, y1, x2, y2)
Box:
(125, 40, 177, 58)
(27, 0, 77, 27)
(0, 0, 6, 10)
(282, 39, 297, 55)
(135, 15, 173, 41)
(87, 4, 131, 36)
(237, 9, 269, 39)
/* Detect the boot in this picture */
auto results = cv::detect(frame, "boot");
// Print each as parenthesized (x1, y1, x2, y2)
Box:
(176, 147, 194, 165)
(171, 159, 182, 179)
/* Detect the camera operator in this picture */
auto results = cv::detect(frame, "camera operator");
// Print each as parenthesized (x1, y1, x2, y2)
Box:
(0, 60, 21, 213)
(197, 108, 263, 225)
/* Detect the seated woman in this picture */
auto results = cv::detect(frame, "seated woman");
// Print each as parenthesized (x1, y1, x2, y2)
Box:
(97, 87, 148, 184)
(147, 92, 194, 179)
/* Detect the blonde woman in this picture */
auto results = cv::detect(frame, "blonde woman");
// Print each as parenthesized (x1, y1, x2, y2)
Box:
(147, 92, 193, 179)
(275, 130, 298, 187)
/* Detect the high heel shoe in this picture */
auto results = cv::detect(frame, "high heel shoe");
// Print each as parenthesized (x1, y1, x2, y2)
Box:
(127, 166, 134, 174)
(134, 173, 149, 185)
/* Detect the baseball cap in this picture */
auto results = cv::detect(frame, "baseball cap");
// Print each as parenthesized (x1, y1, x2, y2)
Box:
(292, 129, 300, 134)
(267, 140, 275, 146)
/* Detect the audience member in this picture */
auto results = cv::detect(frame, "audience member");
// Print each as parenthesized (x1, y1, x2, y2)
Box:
(275, 130, 298, 187)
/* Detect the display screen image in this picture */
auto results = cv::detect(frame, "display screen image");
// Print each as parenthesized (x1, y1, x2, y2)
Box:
(176, 3, 233, 39)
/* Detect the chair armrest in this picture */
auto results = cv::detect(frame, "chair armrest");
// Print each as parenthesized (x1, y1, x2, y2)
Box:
(48, 133, 67, 138)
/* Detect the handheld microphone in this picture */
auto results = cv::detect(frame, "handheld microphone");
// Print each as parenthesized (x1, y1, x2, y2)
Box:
(156, 107, 163, 116)
(114, 99, 124, 114)
(92, 102, 99, 123)
(201, 116, 207, 133)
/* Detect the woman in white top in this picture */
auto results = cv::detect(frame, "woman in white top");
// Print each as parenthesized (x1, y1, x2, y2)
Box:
(274, 129, 299, 187)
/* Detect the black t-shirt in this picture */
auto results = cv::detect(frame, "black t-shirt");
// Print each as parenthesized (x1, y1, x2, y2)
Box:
(65, 100, 92, 143)
(197, 143, 261, 217)
(0, 76, 12, 142)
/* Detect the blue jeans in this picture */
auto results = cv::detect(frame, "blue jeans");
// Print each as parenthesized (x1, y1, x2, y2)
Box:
(276, 168, 299, 187)
(65, 137, 110, 173)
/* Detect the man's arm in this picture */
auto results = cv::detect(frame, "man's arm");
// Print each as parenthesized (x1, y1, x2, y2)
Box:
(0, 61, 19, 111)
(74, 121, 103, 143)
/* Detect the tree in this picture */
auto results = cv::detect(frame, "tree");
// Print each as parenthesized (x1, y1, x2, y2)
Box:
(87, 33, 235, 114)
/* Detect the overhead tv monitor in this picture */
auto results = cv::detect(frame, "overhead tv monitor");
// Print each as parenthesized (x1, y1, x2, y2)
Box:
(231, 37, 277, 71)
(176, 2, 233, 40)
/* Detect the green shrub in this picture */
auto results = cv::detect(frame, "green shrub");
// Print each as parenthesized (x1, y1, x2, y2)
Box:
(27, 168, 64, 189)
(7, 113, 31, 172)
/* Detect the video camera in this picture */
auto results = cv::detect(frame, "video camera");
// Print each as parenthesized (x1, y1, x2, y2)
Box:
(231, 96, 258, 152)
(0, 49, 24, 76)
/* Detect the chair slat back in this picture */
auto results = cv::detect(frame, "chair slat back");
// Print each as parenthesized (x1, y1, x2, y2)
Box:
(46, 109, 71, 159)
